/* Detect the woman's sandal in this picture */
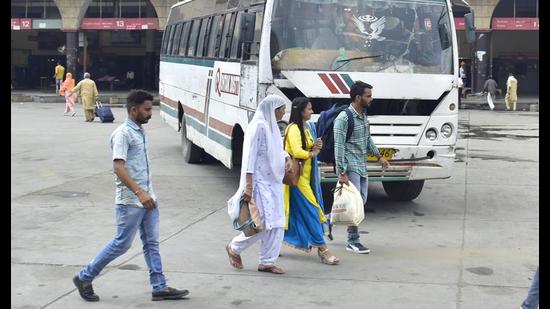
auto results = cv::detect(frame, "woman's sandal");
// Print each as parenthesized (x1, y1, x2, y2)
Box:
(226, 244, 243, 269)
(257, 264, 285, 274)
(318, 248, 340, 265)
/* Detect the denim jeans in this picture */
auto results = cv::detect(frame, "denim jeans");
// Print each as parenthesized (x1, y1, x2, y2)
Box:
(347, 171, 368, 244)
(521, 267, 539, 309)
(78, 204, 166, 292)
(56, 79, 62, 92)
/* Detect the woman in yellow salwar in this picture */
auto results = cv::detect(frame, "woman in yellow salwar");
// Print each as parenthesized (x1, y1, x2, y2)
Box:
(283, 97, 340, 265)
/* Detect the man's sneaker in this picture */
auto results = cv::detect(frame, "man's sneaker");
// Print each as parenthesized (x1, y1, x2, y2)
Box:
(72, 275, 99, 302)
(152, 287, 189, 301)
(346, 242, 370, 254)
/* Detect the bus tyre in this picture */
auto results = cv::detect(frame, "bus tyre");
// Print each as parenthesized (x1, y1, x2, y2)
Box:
(382, 180, 424, 201)
(181, 117, 203, 163)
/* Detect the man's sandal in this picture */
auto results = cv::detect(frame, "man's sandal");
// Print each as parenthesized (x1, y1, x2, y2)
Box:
(226, 244, 243, 269)
(257, 264, 285, 274)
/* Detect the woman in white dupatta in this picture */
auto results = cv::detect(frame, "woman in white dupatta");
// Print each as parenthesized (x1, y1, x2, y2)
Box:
(226, 95, 290, 274)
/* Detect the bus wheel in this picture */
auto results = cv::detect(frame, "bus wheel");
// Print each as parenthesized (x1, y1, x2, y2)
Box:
(181, 117, 203, 163)
(382, 180, 424, 201)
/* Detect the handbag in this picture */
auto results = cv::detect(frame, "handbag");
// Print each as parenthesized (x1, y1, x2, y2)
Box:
(283, 156, 304, 186)
(233, 196, 262, 237)
(282, 127, 304, 186)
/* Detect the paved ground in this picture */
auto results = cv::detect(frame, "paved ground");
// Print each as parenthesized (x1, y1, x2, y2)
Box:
(11, 102, 539, 309)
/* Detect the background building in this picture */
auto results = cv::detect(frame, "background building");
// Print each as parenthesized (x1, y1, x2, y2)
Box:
(11, 0, 539, 96)
(455, 0, 539, 96)
(11, 0, 179, 90)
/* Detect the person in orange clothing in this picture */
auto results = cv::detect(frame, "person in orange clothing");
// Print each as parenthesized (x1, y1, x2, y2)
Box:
(60, 72, 77, 116)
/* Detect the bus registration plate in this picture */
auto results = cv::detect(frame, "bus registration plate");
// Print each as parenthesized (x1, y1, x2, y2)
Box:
(367, 148, 395, 161)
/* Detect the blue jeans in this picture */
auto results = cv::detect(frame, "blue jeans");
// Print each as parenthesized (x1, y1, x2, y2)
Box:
(56, 79, 62, 92)
(521, 267, 539, 309)
(78, 204, 166, 292)
(347, 171, 368, 244)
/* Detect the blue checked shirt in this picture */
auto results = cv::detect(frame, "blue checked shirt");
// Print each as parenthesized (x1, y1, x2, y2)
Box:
(334, 104, 380, 178)
(110, 118, 156, 207)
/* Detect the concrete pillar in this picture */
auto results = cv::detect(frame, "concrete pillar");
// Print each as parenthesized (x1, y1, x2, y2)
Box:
(144, 30, 156, 90)
(66, 31, 78, 76)
(473, 31, 491, 93)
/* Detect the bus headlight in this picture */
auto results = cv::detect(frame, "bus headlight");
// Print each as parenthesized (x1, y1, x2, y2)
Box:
(441, 123, 453, 138)
(425, 128, 437, 141)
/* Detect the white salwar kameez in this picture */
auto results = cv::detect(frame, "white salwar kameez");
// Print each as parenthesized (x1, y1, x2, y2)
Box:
(228, 95, 288, 265)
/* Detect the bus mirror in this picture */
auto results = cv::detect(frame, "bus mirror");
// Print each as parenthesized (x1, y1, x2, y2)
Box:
(438, 23, 451, 50)
(464, 12, 476, 43)
(240, 13, 256, 43)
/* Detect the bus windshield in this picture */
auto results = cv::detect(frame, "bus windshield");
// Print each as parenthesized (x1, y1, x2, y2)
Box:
(271, 0, 453, 75)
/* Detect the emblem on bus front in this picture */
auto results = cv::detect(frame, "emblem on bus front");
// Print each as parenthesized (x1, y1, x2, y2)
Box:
(352, 14, 387, 46)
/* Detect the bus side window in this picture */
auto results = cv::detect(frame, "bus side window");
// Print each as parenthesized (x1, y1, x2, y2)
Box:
(171, 23, 184, 56)
(165, 25, 177, 56)
(196, 17, 211, 57)
(225, 12, 238, 58)
(187, 19, 203, 56)
(219, 13, 235, 59)
(230, 12, 243, 60)
(249, 10, 263, 61)
(237, 12, 256, 61)
(178, 22, 191, 57)
(208, 15, 224, 58)
(161, 24, 172, 55)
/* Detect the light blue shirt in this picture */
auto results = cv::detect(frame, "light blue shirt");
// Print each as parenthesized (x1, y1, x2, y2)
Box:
(110, 118, 156, 207)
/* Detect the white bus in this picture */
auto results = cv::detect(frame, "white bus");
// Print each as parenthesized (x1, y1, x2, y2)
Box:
(159, 0, 475, 201)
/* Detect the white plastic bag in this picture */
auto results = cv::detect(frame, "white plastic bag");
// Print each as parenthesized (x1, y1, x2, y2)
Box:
(331, 181, 365, 226)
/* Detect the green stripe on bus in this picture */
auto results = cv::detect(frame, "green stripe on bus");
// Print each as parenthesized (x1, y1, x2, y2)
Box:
(160, 56, 215, 68)
(162, 103, 232, 150)
(185, 115, 206, 134)
(341, 74, 354, 88)
(208, 129, 232, 150)
(186, 115, 232, 149)
(160, 102, 178, 118)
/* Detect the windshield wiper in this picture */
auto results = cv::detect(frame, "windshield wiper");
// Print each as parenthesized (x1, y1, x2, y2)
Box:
(334, 55, 382, 71)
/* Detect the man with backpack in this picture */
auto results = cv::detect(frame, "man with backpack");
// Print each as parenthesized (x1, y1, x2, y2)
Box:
(333, 81, 390, 254)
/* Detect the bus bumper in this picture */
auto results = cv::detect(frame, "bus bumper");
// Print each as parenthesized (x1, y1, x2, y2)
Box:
(320, 145, 456, 183)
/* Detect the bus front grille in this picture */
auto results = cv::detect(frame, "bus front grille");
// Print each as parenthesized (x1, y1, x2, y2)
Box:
(369, 116, 428, 145)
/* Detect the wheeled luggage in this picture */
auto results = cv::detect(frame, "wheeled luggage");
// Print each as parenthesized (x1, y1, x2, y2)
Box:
(95, 99, 115, 123)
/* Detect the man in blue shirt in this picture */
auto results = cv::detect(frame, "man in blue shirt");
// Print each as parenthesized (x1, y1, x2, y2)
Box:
(72, 90, 188, 302)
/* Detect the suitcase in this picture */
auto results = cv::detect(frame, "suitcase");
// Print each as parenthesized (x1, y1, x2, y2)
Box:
(95, 100, 115, 123)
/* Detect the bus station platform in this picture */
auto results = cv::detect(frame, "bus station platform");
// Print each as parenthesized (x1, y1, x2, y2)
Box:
(11, 90, 160, 107)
